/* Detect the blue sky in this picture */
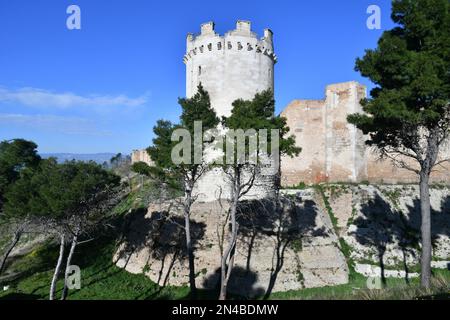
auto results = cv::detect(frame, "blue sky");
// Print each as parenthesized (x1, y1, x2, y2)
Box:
(0, 0, 394, 154)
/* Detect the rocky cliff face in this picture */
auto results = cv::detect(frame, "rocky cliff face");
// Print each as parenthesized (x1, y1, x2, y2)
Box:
(114, 184, 449, 296)
(326, 184, 450, 276)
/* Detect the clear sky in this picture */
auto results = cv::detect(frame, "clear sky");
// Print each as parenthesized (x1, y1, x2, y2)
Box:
(0, 0, 394, 154)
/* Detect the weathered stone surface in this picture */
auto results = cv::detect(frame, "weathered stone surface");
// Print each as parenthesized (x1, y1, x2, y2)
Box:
(355, 263, 420, 278)
(325, 184, 450, 270)
(431, 261, 450, 269)
(114, 194, 349, 296)
(328, 191, 354, 233)
(115, 184, 449, 293)
(280, 81, 450, 186)
(131, 149, 153, 166)
(280, 82, 367, 186)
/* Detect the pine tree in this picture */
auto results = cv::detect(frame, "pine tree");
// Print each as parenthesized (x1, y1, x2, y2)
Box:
(348, 0, 450, 288)
(218, 90, 300, 300)
(147, 85, 219, 299)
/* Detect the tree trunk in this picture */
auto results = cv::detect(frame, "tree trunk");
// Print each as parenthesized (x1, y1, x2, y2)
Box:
(419, 172, 432, 288)
(219, 168, 240, 300)
(184, 188, 197, 299)
(0, 229, 22, 276)
(50, 233, 65, 300)
(61, 232, 78, 300)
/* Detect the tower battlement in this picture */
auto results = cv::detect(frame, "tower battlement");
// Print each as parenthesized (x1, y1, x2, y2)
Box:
(184, 20, 276, 117)
(184, 21, 276, 64)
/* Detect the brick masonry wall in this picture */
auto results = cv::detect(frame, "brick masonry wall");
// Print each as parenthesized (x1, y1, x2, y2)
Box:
(131, 149, 153, 166)
(280, 81, 450, 186)
(281, 99, 327, 185)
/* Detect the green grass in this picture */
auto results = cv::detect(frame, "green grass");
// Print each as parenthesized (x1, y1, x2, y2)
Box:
(0, 180, 189, 301)
(1, 180, 449, 300)
(2, 231, 449, 300)
(286, 182, 308, 190)
(112, 180, 156, 215)
(270, 270, 450, 300)
(0, 235, 190, 300)
(313, 184, 338, 229)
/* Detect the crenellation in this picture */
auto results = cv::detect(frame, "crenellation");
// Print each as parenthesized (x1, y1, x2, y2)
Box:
(200, 21, 215, 35)
(121, 19, 450, 296)
(263, 28, 273, 42)
(236, 20, 251, 33)
(183, 21, 276, 65)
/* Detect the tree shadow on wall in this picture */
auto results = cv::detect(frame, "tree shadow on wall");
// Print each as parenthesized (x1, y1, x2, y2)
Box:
(350, 193, 450, 285)
(114, 208, 154, 268)
(114, 205, 206, 288)
(404, 195, 450, 267)
(351, 194, 409, 285)
(401, 195, 449, 281)
(405, 195, 450, 239)
(237, 196, 328, 299)
(201, 266, 265, 299)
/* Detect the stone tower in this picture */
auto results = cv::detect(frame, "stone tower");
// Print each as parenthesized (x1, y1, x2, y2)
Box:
(184, 21, 277, 201)
(184, 21, 276, 117)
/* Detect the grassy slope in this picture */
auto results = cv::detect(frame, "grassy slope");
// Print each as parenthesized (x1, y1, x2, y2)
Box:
(0, 235, 190, 300)
(1, 233, 448, 300)
(0, 179, 190, 300)
(0, 180, 448, 300)
(271, 270, 450, 300)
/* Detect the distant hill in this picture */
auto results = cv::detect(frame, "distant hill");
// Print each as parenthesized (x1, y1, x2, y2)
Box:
(40, 153, 117, 164)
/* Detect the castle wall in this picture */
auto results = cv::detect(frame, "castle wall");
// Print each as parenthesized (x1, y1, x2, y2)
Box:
(115, 185, 450, 293)
(281, 99, 327, 185)
(366, 149, 450, 184)
(324, 82, 367, 183)
(281, 82, 367, 186)
(281, 81, 450, 186)
(131, 149, 153, 166)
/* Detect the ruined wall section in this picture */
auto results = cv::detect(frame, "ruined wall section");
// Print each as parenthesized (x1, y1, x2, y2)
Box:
(281, 82, 367, 186)
(280, 81, 450, 186)
(325, 82, 367, 183)
(281, 99, 327, 185)
(131, 149, 153, 166)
